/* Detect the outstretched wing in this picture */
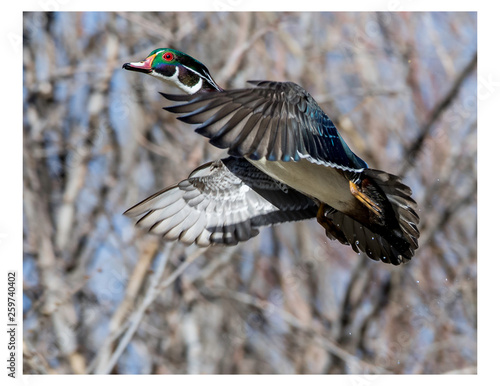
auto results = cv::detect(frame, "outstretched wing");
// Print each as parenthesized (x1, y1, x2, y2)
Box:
(124, 157, 317, 246)
(161, 81, 368, 169)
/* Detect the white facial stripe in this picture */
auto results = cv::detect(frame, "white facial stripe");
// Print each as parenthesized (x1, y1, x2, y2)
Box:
(172, 66, 203, 94)
(151, 66, 203, 94)
(185, 66, 220, 91)
(176, 76, 203, 94)
(150, 71, 172, 82)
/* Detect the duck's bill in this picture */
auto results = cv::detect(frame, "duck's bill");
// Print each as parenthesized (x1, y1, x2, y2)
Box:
(122, 61, 152, 73)
(122, 53, 156, 73)
(122, 62, 150, 73)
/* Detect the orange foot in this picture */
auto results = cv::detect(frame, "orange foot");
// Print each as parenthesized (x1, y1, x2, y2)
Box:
(349, 180, 382, 216)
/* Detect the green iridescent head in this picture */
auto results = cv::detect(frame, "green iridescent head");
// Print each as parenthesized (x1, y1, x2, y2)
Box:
(123, 48, 221, 94)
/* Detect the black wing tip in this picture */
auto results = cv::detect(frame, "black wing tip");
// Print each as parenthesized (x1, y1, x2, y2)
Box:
(362, 246, 414, 266)
(246, 80, 273, 87)
(123, 206, 137, 217)
(159, 92, 192, 101)
(162, 105, 195, 116)
(373, 250, 413, 266)
(162, 105, 178, 113)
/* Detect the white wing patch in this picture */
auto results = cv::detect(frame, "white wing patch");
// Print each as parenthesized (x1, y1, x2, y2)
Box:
(125, 158, 317, 246)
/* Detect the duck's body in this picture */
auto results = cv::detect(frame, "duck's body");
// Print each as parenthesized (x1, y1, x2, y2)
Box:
(123, 48, 419, 265)
(250, 157, 356, 213)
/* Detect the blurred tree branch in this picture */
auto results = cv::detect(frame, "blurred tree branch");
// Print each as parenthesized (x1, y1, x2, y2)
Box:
(401, 51, 477, 176)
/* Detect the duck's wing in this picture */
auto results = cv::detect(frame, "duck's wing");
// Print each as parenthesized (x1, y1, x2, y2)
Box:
(124, 157, 317, 246)
(161, 81, 368, 169)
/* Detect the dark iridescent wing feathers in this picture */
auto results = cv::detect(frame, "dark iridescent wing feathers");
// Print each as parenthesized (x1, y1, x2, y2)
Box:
(162, 81, 368, 169)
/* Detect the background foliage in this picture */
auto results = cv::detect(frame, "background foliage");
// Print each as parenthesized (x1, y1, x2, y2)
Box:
(23, 12, 477, 374)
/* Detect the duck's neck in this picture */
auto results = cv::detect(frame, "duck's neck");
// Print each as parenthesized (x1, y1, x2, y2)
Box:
(176, 65, 223, 94)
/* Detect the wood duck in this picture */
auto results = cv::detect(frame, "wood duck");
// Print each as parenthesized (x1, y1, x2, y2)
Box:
(123, 48, 420, 265)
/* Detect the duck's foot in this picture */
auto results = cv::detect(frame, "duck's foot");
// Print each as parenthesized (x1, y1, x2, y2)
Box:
(349, 180, 382, 216)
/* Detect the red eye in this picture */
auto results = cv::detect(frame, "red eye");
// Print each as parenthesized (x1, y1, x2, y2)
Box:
(163, 52, 174, 61)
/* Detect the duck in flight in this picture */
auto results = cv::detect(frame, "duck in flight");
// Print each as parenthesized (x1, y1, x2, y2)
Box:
(122, 48, 420, 265)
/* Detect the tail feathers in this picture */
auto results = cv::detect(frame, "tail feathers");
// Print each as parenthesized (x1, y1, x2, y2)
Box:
(325, 168, 420, 265)
(364, 168, 420, 251)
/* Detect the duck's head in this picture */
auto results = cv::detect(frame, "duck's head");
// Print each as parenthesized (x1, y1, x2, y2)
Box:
(123, 48, 222, 94)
